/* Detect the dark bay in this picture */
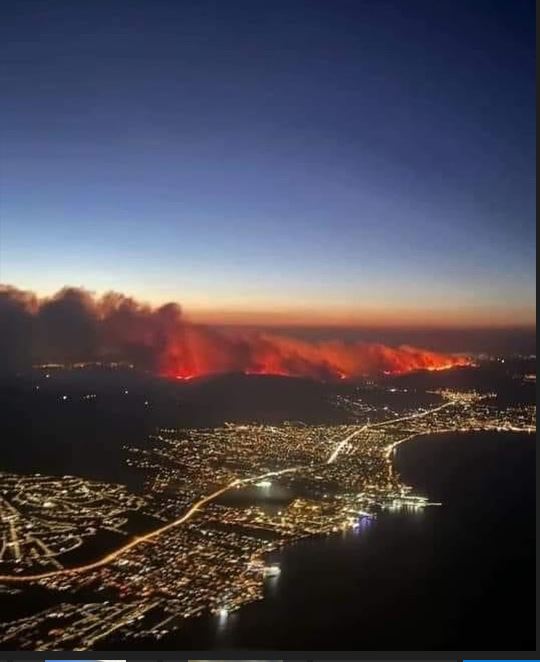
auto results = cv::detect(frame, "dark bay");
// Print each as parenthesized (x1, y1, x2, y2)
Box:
(145, 431, 535, 651)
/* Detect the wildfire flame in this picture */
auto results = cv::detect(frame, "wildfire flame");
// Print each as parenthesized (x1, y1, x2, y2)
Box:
(160, 327, 470, 381)
(0, 285, 471, 380)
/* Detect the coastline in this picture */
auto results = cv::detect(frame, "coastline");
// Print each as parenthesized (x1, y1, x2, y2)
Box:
(155, 429, 535, 651)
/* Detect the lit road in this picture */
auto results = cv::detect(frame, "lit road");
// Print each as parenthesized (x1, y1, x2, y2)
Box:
(0, 466, 303, 583)
(326, 424, 368, 464)
(370, 400, 453, 428)
(326, 400, 454, 464)
(0, 399, 454, 584)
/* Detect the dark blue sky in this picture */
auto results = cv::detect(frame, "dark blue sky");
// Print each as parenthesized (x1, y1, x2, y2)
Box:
(1, 0, 535, 326)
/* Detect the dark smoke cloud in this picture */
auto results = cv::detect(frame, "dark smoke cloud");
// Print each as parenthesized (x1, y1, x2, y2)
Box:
(0, 285, 469, 378)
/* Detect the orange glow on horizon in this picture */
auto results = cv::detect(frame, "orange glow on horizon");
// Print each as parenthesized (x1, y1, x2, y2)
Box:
(23, 284, 535, 329)
(159, 327, 472, 382)
(182, 304, 536, 330)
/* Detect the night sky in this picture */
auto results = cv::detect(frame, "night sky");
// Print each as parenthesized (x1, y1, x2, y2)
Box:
(1, 0, 535, 327)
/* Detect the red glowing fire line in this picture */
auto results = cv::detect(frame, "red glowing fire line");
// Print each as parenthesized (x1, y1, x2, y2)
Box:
(161, 328, 471, 382)
(170, 359, 471, 382)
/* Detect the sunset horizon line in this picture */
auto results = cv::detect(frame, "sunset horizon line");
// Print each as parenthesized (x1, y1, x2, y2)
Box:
(3, 282, 535, 331)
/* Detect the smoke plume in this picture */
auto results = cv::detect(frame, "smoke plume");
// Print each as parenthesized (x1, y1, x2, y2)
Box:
(0, 285, 469, 379)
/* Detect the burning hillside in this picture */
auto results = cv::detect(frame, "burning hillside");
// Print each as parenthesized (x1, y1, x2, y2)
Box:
(0, 285, 470, 379)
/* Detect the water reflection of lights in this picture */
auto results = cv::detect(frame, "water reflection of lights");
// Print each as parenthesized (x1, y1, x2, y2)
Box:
(216, 607, 229, 633)
(353, 515, 374, 532)
(264, 571, 281, 598)
(263, 564, 281, 577)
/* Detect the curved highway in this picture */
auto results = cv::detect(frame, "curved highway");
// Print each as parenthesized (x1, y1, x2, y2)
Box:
(0, 400, 453, 583)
